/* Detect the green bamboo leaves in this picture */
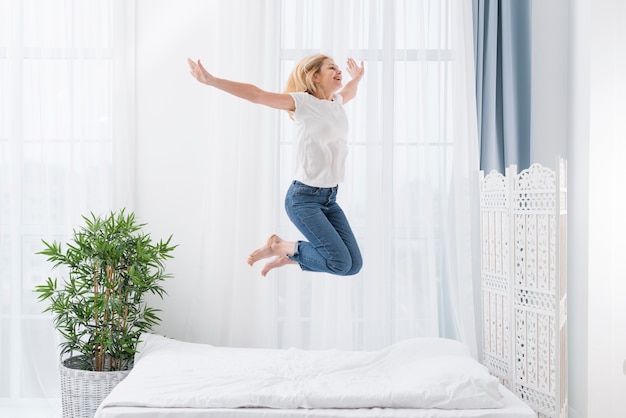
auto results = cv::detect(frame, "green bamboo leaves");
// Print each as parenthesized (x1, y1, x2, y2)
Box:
(35, 209, 177, 371)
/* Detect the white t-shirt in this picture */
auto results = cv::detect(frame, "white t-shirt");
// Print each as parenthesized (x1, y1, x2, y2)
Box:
(289, 92, 349, 188)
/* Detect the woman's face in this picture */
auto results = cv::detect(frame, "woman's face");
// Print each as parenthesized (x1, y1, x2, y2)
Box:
(314, 59, 343, 92)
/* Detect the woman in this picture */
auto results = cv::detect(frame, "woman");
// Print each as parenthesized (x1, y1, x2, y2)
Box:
(187, 54, 364, 277)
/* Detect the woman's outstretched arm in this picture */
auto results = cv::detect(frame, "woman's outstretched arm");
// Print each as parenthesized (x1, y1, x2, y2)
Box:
(187, 58, 295, 111)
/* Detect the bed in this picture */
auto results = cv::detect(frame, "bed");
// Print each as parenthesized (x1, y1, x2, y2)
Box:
(95, 333, 535, 418)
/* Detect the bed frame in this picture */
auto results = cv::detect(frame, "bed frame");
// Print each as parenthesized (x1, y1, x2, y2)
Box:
(479, 158, 568, 418)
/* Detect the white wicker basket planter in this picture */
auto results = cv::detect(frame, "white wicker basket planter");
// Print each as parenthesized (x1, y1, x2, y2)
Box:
(59, 357, 130, 418)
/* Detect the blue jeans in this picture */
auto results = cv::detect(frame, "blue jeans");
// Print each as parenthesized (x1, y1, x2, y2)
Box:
(285, 181, 362, 276)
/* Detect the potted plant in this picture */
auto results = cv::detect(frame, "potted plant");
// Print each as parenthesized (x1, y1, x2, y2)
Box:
(35, 209, 176, 417)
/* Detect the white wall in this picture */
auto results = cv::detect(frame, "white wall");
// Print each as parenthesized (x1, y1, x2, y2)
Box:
(586, 0, 626, 416)
(532, 0, 626, 417)
(567, 1, 591, 417)
(531, 0, 569, 168)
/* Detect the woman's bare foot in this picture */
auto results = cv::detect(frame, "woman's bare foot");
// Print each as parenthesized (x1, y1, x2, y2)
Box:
(261, 255, 297, 277)
(247, 234, 295, 266)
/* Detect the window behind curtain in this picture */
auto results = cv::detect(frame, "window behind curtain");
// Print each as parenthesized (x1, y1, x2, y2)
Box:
(275, 0, 456, 349)
(0, 0, 121, 400)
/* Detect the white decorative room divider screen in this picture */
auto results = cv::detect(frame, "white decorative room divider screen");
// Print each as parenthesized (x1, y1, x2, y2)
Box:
(479, 159, 568, 418)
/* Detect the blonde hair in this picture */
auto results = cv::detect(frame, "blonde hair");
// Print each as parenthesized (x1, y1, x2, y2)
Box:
(284, 54, 331, 119)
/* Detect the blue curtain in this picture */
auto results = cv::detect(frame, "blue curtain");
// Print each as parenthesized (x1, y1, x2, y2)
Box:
(473, 0, 531, 173)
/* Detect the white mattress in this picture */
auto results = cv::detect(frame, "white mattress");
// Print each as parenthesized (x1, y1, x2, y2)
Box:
(95, 334, 535, 418)
(95, 385, 533, 418)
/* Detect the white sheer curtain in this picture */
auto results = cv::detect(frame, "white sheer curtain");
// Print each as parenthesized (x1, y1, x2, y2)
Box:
(275, 0, 479, 351)
(0, 0, 135, 410)
(0, 0, 480, 410)
(173, 0, 480, 355)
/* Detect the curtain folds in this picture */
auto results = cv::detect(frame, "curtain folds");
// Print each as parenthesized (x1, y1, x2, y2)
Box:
(1, 0, 482, 411)
(473, 0, 532, 173)
(172, 0, 481, 357)
(0, 0, 135, 407)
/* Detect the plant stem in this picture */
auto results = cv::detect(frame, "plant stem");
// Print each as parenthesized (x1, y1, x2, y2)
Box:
(93, 262, 100, 370)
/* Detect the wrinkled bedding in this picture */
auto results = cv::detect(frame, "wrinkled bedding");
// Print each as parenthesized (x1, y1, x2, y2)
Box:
(96, 333, 505, 414)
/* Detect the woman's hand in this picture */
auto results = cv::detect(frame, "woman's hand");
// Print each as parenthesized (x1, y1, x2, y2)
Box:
(339, 58, 365, 104)
(346, 58, 364, 81)
(187, 58, 215, 86)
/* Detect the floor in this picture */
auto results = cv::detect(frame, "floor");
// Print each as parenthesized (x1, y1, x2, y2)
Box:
(0, 399, 62, 418)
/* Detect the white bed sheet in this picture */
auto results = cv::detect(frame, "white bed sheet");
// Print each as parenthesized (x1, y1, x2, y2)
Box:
(95, 334, 535, 418)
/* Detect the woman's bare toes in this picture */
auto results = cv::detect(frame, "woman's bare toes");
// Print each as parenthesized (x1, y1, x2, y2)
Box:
(247, 234, 281, 266)
(261, 255, 297, 277)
